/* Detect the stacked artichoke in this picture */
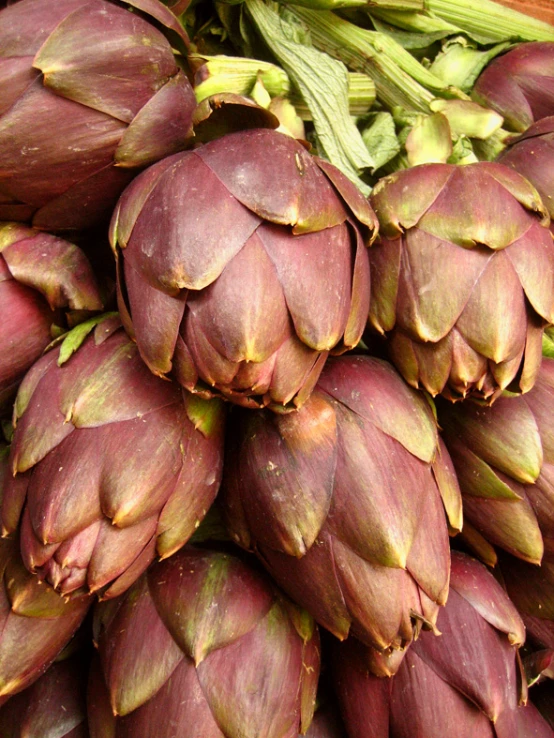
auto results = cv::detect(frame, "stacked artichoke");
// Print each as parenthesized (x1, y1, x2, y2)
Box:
(1, 0, 554, 735)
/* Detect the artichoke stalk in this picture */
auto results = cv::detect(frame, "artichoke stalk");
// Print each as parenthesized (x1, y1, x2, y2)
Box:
(88, 546, 320, 738)
(1, 318, 226, 598)
(110, 127, 377, 412)
(0, 0, 196, 231)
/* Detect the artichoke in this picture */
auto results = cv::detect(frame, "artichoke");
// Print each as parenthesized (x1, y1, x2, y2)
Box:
(438, 357, 554, 565)
(333, 552, 547, 738)
(473, 43, 554, 132)
(0, 654, 88, 737)
(110, 127, 377, 411)
(368, 162, 554, 402)
(0, 537, 90, 705)
(88, 546, 320, 738)
(222, 355, 461, 652)
(0, 222, 103, 413)
(499, 116, 554, 221)
(0, 0, 196, 231)
(1, 318, 225, 598)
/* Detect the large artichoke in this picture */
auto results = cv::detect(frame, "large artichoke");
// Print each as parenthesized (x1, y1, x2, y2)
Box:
(0, 222, 102, 413)
(1, 318, 225, 598)
(333, 552, 549, 738)
(0, 0, 196, 231)
(110, 128, 377, 411)
(222, 355, 461, 652)
(88, 546, 320, 738)
(368, 162, 554, 402)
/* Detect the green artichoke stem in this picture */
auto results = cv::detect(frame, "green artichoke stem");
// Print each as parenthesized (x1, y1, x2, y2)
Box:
(427, 0, 554, 42)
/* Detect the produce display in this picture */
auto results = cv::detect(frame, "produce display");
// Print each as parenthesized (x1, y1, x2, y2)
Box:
(1, 0, 554, 735)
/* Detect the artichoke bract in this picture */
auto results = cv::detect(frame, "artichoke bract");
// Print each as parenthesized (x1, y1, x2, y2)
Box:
(88, 546, 320, 738)
(500, 551, 554, 653)
(222, 355, 462, 652)
(0, 0, 196, 231)
(1, 318, 225, 599)
(368, 162, 554, 403)
(473, 43, 554, 133)
(499, 117, 554, 221)
(0, 222, 103, 413)
(333, 553, 547, 738)
(0, 654, 88, 738)
(110, 128, 377, 412)
(0, 537, 91, 705)
(438, 358, 554, 565)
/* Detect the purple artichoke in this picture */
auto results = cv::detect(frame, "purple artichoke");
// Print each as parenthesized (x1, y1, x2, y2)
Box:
(473, 43, 554, 132)
(0, 537, 90, 705)
(499, 116, 554, 221)
(438, 357, 554, 565)
(0, 654, 88, 737)
(110, 128, 377, 411)
(368, 162, 554, 402)
(1, 319, 225, 598)
(333, 552, 552, 738)
(88, 546, 320, 738)
(0, 0, 196, 231)
(0, 222, 103, 413)
(222, 355, 461, 652)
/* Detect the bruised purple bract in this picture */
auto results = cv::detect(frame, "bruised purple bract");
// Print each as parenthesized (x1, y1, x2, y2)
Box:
(221, 355, 462, 654)
(110, 128, 378, 412)
(1, 319, 226, 599)
(0, 0, 196, 231)
(368, 161, 554, 403)
(88, 546, 320, 738)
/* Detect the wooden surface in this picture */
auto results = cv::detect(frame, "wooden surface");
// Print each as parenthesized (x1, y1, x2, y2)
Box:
(493, 0, 554, 26)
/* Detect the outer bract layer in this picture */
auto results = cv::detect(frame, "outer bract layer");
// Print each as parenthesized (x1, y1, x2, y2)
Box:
(0, 222, 103, 413)
(0, 0, 196, 231)
(333, 553, 548, 738)
(473, 43, 554, 132)
(110, 128, 378, 412)
(439, 358, 554, 566)
(0, 655, 88, 738)
(1, 319, 225, 598)
(499, 116, 554, 220)
(0, 536, 91, 706)
(368, 162, 554, 402)
(88, 546, 320, 738)
(222, 355, 462, 652)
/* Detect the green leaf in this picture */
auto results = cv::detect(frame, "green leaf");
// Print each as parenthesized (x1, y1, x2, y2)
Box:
(360, 111, 401, 171)
(57, 313, 118, 367)
(245, 0, 373, 193)
(429, 38, 512, 92)
(543, 327, 554, 358)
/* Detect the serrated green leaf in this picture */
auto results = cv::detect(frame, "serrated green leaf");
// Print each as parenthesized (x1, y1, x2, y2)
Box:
(245, 0, 373, 192)
(360, 111, 401, 171)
